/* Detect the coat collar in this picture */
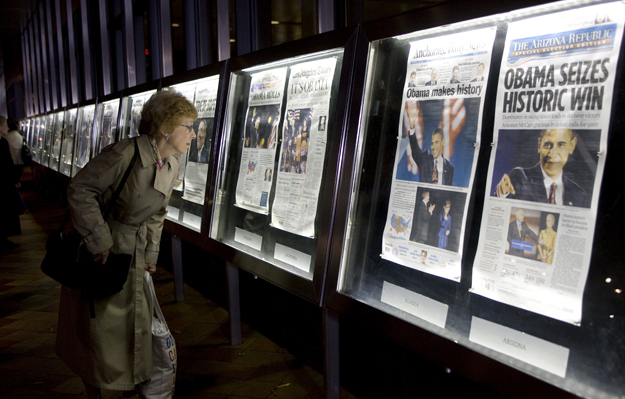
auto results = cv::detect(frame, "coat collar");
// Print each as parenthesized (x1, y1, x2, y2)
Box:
(136, 135, 176, 195)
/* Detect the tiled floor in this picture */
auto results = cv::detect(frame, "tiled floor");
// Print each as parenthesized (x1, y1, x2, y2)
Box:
(0, 173, 357, 399)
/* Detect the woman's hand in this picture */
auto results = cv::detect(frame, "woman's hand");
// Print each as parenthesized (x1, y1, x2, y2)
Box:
(92, 250, 109, 265)
(145, 263, 157, 274)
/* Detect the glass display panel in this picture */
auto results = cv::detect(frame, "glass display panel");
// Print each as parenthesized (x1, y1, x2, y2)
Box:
(60, 108, 78, 177)
(165, 76, 220, 232)
(21, 119, 29, 145)
(41, 114, 55, 168)
(72, 105, 96, 177)
(25, 119, 34, 151)
(211, 49, 345, 280)
(93, 99, 120, 156)
(34, 116, 45, 164)
(336, 1, 625, 398)
(49, 112, 65, 172)
(119, 90, 156, 140)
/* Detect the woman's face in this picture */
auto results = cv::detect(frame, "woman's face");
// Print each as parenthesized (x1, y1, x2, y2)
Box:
(168, 116, 196, 154)
(546, 214, 555, 228)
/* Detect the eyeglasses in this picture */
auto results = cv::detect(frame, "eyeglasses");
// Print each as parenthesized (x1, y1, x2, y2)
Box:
(180, 124, 194, 133)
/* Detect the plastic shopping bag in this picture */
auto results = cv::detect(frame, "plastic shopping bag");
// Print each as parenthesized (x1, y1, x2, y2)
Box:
(141, 272, 177, 399)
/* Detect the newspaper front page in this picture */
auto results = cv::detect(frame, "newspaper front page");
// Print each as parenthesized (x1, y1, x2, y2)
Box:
(183, 78, 220, 204)
(382, 27, 497, 282)
(96, 100, 119, 155)
(171, 84, 197, 192)
(271, 58, 338, 238)
(74, 105, 95, 171)
(472, 2, 625, 325)
(235, 68, 288, 214)
(128, 94, 147, 138)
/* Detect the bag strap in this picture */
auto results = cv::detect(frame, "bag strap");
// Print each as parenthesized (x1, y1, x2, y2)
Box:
(103, 139, 139, 221)
(144, 272, 168, 327)
(58, 139, 139, 233)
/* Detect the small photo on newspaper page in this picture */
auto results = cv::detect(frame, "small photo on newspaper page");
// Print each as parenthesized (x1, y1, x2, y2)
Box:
(271, 57, 338, 238)
(472, 2, 625, 325)
(235, 68, 288, 214)
(382, 27, 497, 282)
(183, 79, 219, 204)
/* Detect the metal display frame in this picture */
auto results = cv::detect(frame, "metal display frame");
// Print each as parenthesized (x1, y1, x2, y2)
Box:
(49, 110, 66, 172)
(159, 63, 229, 303)
(71, 99, 98, 177)
(91, 93, 124, 157)
(118, 81, 161, 141)
(204, 26, 360, 309)
(59, 106, 79, 178)
(160, 61, 229, 247)
(323, 0, 625, 398)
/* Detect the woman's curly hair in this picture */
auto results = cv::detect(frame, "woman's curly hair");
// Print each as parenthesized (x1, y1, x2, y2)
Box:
(139, 89, 198, 138)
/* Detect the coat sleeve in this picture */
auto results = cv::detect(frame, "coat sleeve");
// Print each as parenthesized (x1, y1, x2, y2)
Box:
(144, 157, 179, 264)
(144, 205, 166, 264)
(67, 141, 132, 255)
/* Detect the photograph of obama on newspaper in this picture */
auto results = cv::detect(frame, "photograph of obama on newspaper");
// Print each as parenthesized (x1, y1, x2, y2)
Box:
(245, 105, 280, 149)
(506, 207, 559, 263)
(492, 129, 599, 208)
(409, 187, 467, 253)
(280, 108, 312, 174)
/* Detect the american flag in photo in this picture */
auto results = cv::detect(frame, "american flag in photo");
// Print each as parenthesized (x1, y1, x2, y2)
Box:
(439, 98, 466, 159)
(287, 110, 301, 120)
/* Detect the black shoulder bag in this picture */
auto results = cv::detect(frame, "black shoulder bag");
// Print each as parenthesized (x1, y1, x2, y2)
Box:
(41, 140, 139, 313)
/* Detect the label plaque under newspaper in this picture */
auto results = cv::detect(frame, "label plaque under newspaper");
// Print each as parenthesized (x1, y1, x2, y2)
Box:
(472, 2, 625, 325)
(382, 27, 497, 282)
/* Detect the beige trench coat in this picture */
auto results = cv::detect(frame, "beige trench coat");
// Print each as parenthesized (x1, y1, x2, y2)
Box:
(55, 134, 178, 391)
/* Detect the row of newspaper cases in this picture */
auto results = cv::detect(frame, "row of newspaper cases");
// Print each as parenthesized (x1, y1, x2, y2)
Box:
(21, 0, 625, 397)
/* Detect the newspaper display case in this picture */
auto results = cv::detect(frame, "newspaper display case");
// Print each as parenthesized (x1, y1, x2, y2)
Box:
(208, 28, 358, 303)
(48, 111, 64, 171)
(26, 117, 36, 161)
(92, 97, 121, 157)
(59, 108, 78, 177)
(20, 119, 28, 143)
(72, 103, 96, 177)
(41, 114, 55, 168)
(119, 84, 158, 141)
(161, 63, 226, 243)
(24, 119, 33, 149)
(324, 0, 625, 398)
(33, 116, 45, 165)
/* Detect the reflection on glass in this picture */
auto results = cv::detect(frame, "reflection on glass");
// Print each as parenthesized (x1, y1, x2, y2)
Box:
(49, 112, 65, 171)
(93, 99, 120, 156)
(34, 117, 45, 164)
(119, 91, 155, 140)
(211, 49, 345, 280)
(60, 109, 78, 177)
(42, 114, 55, 168)
(72, 105, 96, 177)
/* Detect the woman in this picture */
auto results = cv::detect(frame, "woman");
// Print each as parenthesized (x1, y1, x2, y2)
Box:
(56, 90, 197, 399)
(538, 214, 557, 264)
(437, 199, 452, 250)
